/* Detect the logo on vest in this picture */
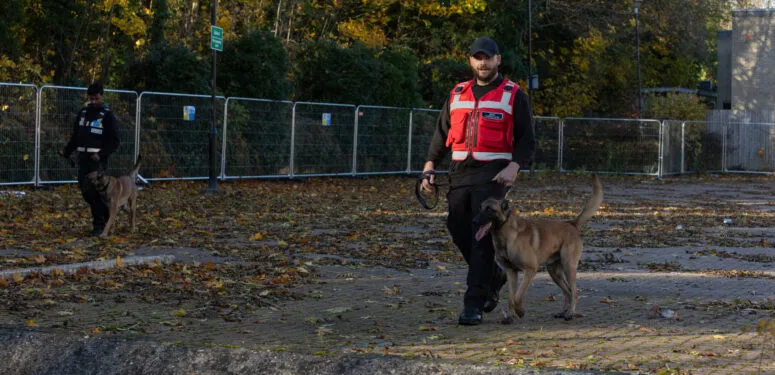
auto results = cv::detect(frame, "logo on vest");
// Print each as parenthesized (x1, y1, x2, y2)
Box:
(90, 119, 104, 134)
(481, 112, 504, 121)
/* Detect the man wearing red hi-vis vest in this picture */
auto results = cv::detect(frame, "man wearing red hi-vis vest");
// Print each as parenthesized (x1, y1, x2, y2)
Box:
(422, 37, 536, 325)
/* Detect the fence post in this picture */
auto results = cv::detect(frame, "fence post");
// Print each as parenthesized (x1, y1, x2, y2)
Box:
(658, 120, 664, 178)
(352, 105, 360, 176)
(406, 110, 414, 174)
(558, 118, 564, 172)
(220, 98, 229, 180)
(680, 121, 685, 175)
(722, 120, 728, 173)
(34, 86, 42, 187)
(290, 102, 297, 178)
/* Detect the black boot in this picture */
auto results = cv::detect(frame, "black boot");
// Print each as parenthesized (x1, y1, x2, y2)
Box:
(483, 267, 507, 313)
(458, 307, 483, 325)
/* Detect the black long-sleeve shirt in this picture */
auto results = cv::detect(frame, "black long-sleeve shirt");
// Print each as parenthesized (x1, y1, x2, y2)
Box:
(426, 75, 536, 187)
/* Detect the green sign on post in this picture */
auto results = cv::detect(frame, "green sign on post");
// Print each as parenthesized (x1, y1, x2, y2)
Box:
(211, 26, 223, 52)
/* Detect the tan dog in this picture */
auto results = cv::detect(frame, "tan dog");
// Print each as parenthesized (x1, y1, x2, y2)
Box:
(472, 175, 603, 322)
(87, 155, 142, 238)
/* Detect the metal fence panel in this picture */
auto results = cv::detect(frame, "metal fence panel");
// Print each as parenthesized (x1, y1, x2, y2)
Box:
(222, 98, 293, 179)
(354, 106, 411, 175)
(533, 116, 561, 171)
(37, 86, 138, 184)
(0, 83, 37, 185)
(725, 122, 775, 173)
(408, 108, 444, 173)
(138, 92, 224, 180)
(291, 102, 356, 177)
(679, 121, 725, 173)
(661, 120, 684, 175)
(562, 118, 661, 175)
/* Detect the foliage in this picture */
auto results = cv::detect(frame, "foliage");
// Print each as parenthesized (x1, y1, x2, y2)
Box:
(218, 31, 291, 100)
(644, 92, 710, 121)
(122, 43, 210, 94)
(0, 0, 754, 116)
(418, 58, 470, 109)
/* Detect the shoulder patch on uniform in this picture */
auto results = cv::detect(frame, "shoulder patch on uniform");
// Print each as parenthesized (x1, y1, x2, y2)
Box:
(504, 85, 514, 92)
(454, 86, 463, 93)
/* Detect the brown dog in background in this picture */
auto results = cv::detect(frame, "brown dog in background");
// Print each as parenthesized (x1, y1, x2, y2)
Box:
(472, 175, 603, 322)
(87, 155, 142, 238)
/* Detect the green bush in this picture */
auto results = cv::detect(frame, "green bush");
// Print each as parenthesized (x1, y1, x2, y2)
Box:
(644, 92, 709, 121)
(418, 58, 470, 109)
(219, 31, 291, 100)
(122, 43, 210, 94)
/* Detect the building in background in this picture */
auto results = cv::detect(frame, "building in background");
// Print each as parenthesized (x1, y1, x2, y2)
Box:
(718, 8, 775, 120)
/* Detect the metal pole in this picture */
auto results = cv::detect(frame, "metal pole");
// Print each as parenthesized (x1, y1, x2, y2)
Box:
(528, 0, 532, 94)
(208, 0, 218, 192)
(636, 6, 642, 117)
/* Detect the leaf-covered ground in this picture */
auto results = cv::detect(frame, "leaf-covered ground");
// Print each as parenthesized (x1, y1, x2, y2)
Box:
(1, 173, 773, 374)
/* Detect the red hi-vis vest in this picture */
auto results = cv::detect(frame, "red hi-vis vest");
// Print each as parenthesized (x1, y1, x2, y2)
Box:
(445, 79, 518, 161)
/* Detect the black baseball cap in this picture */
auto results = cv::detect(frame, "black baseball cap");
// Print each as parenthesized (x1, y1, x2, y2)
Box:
(87, 83, 104, 95)
(469, 37, 499, 57)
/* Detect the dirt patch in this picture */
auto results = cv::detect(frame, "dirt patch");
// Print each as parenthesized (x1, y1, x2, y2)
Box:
(1, 174, 774, 374)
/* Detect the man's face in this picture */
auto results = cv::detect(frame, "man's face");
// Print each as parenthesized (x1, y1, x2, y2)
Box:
(469, 53, 501, 83)
(88, 93, 103, 106)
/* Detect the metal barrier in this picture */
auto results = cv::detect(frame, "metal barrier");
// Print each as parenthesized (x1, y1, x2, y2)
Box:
(408, 108, 443, 173)
(534, 116, 562, 171)
(354, 105, 412, 175)
(661, 120, 685, 175)
(2, 81, 773, 185)
(724, 121, 775, 174)
(291, 102, 356, 177)
(221, 98, 294, 179)
(676, 121, 726, 174)
(0, 83, 37, 185)
(137, 92, 225, 180)
(37, 86, 138, 184)
(562, 118, 662, 175)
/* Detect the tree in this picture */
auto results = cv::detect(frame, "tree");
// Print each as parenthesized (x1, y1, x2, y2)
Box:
(218, 31, 291, 99)
(122, 43, 210, 94)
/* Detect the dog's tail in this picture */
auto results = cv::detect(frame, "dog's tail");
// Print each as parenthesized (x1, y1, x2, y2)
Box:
(572, 174, 603, 230)
(129, 154, 142, 182)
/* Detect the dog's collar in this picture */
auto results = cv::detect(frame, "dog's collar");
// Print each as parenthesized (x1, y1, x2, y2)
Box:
(96, 176, 110, 193)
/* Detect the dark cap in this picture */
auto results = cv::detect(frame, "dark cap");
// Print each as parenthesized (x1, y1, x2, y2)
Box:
(87, 83, 104, 96)
(469, 37, 499, 57)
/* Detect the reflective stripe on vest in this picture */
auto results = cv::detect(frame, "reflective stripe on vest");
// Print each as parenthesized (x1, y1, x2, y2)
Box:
(76, 147, 101, 153)
(451, 151, 512, 161)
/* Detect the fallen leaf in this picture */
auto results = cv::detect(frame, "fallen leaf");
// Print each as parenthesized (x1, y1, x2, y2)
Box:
(12, 273, 23, 283)
(27, 320, 38, 327)
(116, 256, 125, 268)
(250, 233, 264, 241)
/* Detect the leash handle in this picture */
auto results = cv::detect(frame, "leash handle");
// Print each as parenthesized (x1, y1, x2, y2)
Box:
(415, 171, 440, 210)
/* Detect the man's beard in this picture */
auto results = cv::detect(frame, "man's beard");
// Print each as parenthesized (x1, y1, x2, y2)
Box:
(473, 68, 498, 83)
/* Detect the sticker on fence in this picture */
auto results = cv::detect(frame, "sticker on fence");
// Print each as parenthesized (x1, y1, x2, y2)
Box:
(322, 113, 331, 126)
(183, 106, 196, 121)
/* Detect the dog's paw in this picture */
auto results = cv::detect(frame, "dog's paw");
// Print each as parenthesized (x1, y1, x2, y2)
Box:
(553, 311, 568, 319)
(500, 309, 516, 324)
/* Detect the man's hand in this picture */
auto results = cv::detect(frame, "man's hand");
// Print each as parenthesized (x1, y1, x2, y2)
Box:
(90, 152, 100, 161)
(421, 161, 435, 194)
(492, 161, 520, 186)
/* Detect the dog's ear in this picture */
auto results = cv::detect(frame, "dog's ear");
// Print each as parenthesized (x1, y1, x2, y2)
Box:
(500, 199, 510, 213)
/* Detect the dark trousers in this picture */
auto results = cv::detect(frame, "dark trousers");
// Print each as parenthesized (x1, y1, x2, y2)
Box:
(446, 182, 507, 310)
(76, 153, 109, 229)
